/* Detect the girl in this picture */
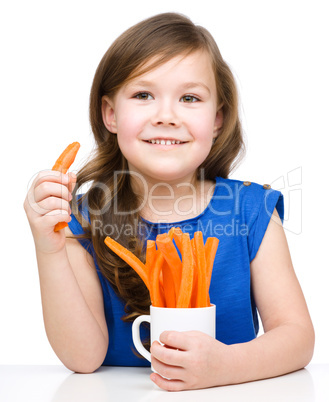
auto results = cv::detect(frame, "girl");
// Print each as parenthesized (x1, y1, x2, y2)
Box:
(24, 12, 314, 391)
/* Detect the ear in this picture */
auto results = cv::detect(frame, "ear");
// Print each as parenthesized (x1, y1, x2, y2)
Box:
(213, 106, 224, 138)
(101, 95, 117, 133)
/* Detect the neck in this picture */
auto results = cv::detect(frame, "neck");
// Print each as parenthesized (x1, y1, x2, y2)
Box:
(130, 172, 215, 223)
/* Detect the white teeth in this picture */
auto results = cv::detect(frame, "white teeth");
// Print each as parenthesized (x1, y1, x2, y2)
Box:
(148, 139, 183, 145)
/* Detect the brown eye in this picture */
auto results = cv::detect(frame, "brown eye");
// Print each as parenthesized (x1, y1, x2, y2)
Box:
(181, 95, 199, 103)
(135, 92, 153, 100)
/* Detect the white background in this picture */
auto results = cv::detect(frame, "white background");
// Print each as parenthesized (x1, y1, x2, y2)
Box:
(1, 0, 328, 365)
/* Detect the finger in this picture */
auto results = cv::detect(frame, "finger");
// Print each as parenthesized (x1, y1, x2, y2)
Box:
(30, 170, 70, 190)
(34, 181, 71, 204)
(33, 210, 72, 233)
(68, 172, 77, 194)
(26, 185, 71, 222)
(151, 354, 185, 381)
(44, 209, 71, 226)
(37, 197, 71, 217)
(150, 373, 186, 392)
(151, 341, 185, 368)
(25, 172, 70, 214)
(159, 331, 194, 351)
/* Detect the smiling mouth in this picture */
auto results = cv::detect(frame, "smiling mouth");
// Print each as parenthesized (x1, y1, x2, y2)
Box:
(144, 139, 187, 145)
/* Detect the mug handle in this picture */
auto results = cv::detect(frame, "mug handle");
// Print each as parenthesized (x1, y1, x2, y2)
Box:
(132, 315, 151, 362)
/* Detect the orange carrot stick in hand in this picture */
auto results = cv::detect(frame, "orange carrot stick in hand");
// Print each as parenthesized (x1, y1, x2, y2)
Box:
(52, 142, 80, 174)
(104, 236, 149, 290)
(52, 142, 80, 231)
(53, 221, 69, 232)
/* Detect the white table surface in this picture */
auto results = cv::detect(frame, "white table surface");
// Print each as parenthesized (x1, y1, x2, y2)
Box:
(0, 364, 328, 402)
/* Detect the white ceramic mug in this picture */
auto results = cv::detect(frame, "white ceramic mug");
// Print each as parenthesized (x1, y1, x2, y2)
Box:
(132, 304, 216, 363)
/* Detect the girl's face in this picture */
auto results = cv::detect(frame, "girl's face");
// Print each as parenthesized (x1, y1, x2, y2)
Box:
(102, 50, 223, 184)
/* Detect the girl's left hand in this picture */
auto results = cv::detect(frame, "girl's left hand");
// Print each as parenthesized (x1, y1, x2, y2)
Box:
(150, 330, 232, 391)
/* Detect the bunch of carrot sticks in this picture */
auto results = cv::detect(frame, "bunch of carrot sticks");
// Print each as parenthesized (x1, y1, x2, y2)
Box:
(104, 227, 219, 308)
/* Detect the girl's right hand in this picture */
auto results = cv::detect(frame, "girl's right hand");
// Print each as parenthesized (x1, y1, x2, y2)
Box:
(24, 170, 76, 254)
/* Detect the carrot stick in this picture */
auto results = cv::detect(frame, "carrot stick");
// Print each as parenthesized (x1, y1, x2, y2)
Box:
(146, 240, 164, 292)
(176, 233, 194, 308)
(52, 141, 80, 231)
(149, 251, 165, 307)
(194, 232, 207, 307)
(205, 237, 219, 292)
(172, 227, 183, 251)
(150, 228, 175, 308)
(53, 222, 69, 231)
(104, 236, 149, 290)
(145, 240, 156, 277)
(52, 142, 80, 174)
(168, 227, 175, 238)
(162, 259, 176, 307)
(190, 237, 198, 308)
(156, 233, 182, 300)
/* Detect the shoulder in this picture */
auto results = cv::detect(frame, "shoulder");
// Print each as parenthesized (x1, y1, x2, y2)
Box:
(213, 177, 285, 262)
(215, 176, 274, 199)
(212, 176, 284, 224)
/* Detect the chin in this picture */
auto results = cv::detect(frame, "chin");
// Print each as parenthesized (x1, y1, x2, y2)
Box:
(148, 170, 194, 183)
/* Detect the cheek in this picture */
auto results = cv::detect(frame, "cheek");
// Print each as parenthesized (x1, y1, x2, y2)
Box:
(116, 113, 143, 158)
(116, 106, 147, 136)
(190, 112, 216, 141)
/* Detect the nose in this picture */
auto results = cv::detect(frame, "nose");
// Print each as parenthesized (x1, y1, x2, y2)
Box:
(151, 99, 180, 127)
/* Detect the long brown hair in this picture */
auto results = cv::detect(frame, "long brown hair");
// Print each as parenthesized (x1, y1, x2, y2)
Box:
(71, 12, 245, 321)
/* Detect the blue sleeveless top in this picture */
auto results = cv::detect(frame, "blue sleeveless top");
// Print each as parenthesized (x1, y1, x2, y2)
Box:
(68, 177, 284, 367)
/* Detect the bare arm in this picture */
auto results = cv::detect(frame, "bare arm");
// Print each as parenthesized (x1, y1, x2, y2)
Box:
(227, 207, 314, 381)
(24, 171, 108, 373)
(37, 229, 108, 373)
(150, 208, 315, 390)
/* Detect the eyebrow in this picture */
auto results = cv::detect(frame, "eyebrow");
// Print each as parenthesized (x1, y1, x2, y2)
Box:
(129, 80, 154, 88)
(180, 82, 211, 94)
(129, 80, 211, 94)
